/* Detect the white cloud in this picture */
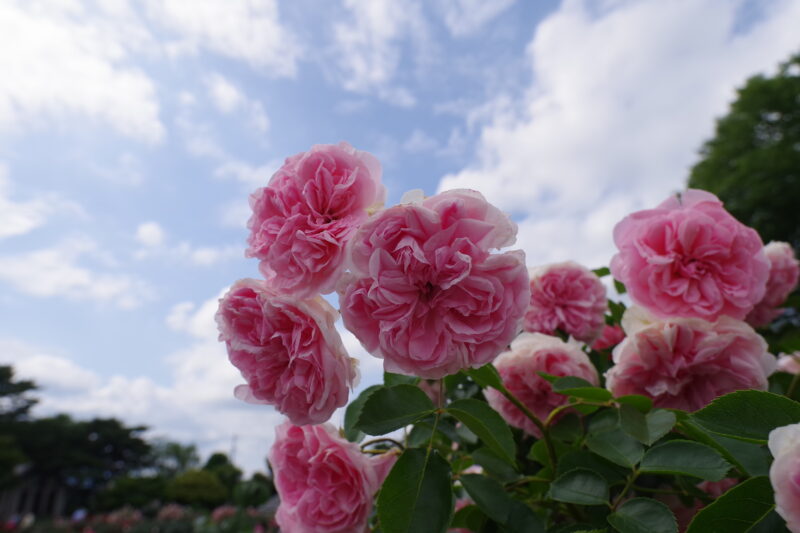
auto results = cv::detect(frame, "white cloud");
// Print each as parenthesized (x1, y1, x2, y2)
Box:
(438, 0, 800, 267)
(0, 164, 54, 239)
(205, 74, 271, 134)
(147, 0, 301, 77)
(403, 129, 439, 153)
(214, 160, 281, 189)
(436, 0, 517, 36)
(135, 221, 166, 247)
(330, 0, 432, 106)
(0, 236, 153, 309)
(0, 1, 164, 142)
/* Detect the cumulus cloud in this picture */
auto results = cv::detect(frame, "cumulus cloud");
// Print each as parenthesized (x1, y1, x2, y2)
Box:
(0, 236, 153, 309)
(147, 0, 301, 77)
(0, 1, 164, 142)
(438, 0, 800, 268)
(205, 73, 270, 133)
(133, 221, 240, 266)
(135, 221, 166, 247)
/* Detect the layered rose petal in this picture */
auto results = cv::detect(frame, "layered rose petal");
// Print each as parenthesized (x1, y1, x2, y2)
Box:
(610, 189, 769, 321)
(339, 190, 529, 379)
(246, 142, 385, 297)
(770, 423, 800, 532)
(271, 422, 396, 533)
(747, 241, 800, 327)
(591, 324, 625, 351)
(524, 261, 608, 343)
(606, 316, 774, 411)
(216, 279, 357, 425)
(484, 333, 599, 437)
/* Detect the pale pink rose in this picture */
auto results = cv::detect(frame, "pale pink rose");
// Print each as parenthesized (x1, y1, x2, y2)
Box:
(591, 324, 625, 351)
(211, 505, 237, 523)
(271, 422, 396, 533)
(606, 316, 774, 411)
(770, 423, 800, 532)
(747, 242, 800, 327)
(338, 189, 530, 379)
(484, 333, 599, 437)
(610, 189, 769, 321)
(658, 478, 738, 532)
(216, 278, 357, 425)
(778, 353, 800, 374)
(449, 498, 473, 533)
(246, 142, 385, 297)
(523, 261, 607, 343)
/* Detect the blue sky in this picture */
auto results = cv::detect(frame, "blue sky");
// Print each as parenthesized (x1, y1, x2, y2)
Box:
(1, 0, 798, 473)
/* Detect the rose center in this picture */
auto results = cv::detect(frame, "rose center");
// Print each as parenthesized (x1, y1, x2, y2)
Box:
(677, 257, 711, 279)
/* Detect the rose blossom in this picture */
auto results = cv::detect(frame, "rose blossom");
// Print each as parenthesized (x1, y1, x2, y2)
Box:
(591, 324, 625, 351)
(338, 189, 530, 379)
(606, 316, 774, 411)
(246, 142, 385, 297)
(216, 278, 357, 425)
(770, 423, 800, 532)
(523, 261, 608, 343)
(610, 189, 769, 321)
(778, 353, 800, 374)
(747, 241, 800, 327)
(484, 333, 599, 437)
(271, 422, 397, 533)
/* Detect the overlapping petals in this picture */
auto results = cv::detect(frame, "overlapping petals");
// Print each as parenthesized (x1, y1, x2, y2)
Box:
(338, 189, 529, 379)
(610, 189, 769, 321)
(606, 315, 774, 411)
(271, 422, 396, 533)
(747, 241, 800, 327)
(216, 278, 357, 425)
(246, 142, 385, 297)
(524, 261, 607, 343)
(484, 333, 599, 437)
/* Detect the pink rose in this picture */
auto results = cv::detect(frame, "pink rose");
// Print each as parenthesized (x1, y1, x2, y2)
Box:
(216, 278, 357, 425)
(338, 189, 530, 379)
(747, 242, 800, 327)
(591, 324, 625, 351)
(246, 142, 385, 297)
(271, 422, 396, 533)
(610, 189, 769, 321)
(606, 316, 774, 411)
(484, 333, 599, 437)
(770, 423, 800, 532)
(658, 478, 738, 532)
(523, 261, 608, 343)
(778, 353, 800, 374)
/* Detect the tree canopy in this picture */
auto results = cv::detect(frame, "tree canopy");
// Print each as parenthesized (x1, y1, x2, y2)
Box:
(688, 52, 800, 250)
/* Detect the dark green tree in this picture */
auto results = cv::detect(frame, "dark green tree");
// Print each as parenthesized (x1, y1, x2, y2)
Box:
(150, 440, 200, 479)
(166, 469, 228, 508)
(202, 452, 242, 494)
(0, 365, 38, 422)
(689, 52, 800, 250)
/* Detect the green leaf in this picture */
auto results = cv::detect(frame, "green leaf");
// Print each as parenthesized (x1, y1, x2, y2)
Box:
(357, 385, 435, 435)
(467, 365, 504, 390)
(460, 474, 544, 532)
(592, 267, 611, 277)
(450, 504, 487, 532)
(447, 399, 516, 466)
(471, 447, 520, 483)
(686, 476, 775, 533)
(691, 390, 800, 444)
(557, 450, 628, 485)
(551, 413, 583, 443)
(343, 385, 381, 442)
(377, 449, 453, 533)
(552, 377, 613, 401)
(585, 428, 644, 469)
(613, 280, 627, 295)
(384, 372, 419, 387)
(607, 498, 677, 533)
(588, 408, 620, 434)
(640, 440, 731, 481)
(548, 468, 609, 506)
(621, 406, 676, 445)
(615, 395, 653, 413)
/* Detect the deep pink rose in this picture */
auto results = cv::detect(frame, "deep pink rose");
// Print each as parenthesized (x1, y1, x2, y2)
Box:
(770, 423, 800, 532)
(484, 333, 599, 437)
(523, 261, 607, 343)
(246, 142, 385, 297)
(747, 241, 800, 327)
(216, 278, 357, 425)
(610, 189, 769, 321)
(591, 324, 625, 351)
(271, 422, 396, 533)
(338, 189, 530, 379)
(606, 316, 774, 411)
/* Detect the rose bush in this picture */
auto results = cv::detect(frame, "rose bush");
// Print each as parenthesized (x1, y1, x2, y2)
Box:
(216, 278, 357, 425)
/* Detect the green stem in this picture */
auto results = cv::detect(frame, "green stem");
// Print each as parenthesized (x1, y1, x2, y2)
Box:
(497, 387, 557, 469)
(788, 368, 800, 399)
(612, 469, 639, 509)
